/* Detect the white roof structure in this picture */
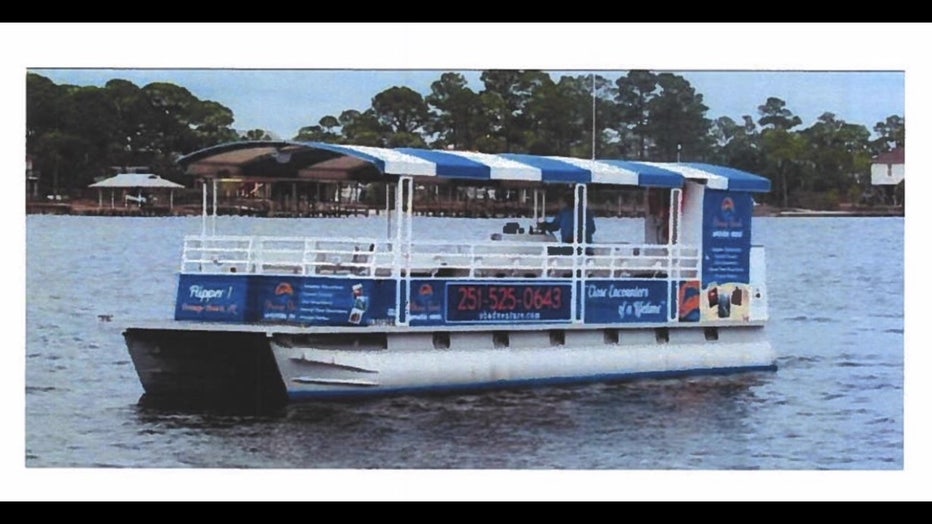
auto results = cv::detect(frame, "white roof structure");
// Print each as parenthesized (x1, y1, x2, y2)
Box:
(870, 147, 905, 187)
(89, 173, 184, 189)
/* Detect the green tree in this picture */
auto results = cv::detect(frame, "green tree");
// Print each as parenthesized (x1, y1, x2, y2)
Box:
(760, 129, 810, 208)
(65, 85, 119, 185)
(645, 73, 713, 161)
(294, 115, 342, 142)
(103, 79, 152, 171)
(757, 97, 802, 131)
(712, 116, 740, 148)
(614, 70, 658, 159)
(425, 72, 482, 150)
(26, 73, 69, 153)
(523, 75, 575, 155)
(588, 74, 623, 159)
(193, 100, 240, 146)
(871, 115, 905, 153)
(472, 91, 509, 153)
(34, 130, 89, 197)
(524, 74, 617, 158)
(371, 86, 429, 141)
(755, 98, 809, 207)
(141, 82, 238, 156)
(801, 112, 871, 194)
(26, 73, 241, 192)
(140, 81, 203, 154)
(338, 109, 386, 146)
(243, 129, 274, 141)
(712, 115, 764, 175)
(479, 70, 551, 153)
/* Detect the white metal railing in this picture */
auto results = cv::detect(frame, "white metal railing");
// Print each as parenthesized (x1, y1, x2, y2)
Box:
(181, 235, 700, 280)
(180, 235, 254, 274)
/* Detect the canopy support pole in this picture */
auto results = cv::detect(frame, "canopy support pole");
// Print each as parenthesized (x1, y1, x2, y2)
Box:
(574, 183, 589, 324)
(212, 178, 218, 235)
(391, 176, 414, 327)
(385, 183, 391, 239)
(532, 189, 538, 222)
(201, 179, 207, 237)
(591, 72, 597, 160)
(669, 187, 682, 245)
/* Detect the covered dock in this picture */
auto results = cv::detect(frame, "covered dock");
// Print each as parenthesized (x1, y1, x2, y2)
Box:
(88, 173, 185, 211)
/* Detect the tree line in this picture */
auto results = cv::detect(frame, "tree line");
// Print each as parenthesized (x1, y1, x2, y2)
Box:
(27, 70, 904, 209)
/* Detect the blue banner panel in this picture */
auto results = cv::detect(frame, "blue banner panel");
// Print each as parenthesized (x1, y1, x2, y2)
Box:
(253, 276, 396, 326)
(175, 274, 250, 322)
(702, 190, 752, 286)
(583, 279, 670, 324)
(408, 280, 447, 326)
(255, 276, 304, 323)
(445, 281, 573, 324)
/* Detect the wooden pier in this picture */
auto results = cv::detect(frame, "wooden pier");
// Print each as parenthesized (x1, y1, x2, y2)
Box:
(27, 198, 646, 219)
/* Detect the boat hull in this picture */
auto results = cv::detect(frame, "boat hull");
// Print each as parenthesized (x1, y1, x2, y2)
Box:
(125, 323, 775, 405)
(124, 328, 288, 409)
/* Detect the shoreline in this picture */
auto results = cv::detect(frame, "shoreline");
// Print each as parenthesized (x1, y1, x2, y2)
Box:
(752, 203, 904, 218)
(25, 200, 905, 219)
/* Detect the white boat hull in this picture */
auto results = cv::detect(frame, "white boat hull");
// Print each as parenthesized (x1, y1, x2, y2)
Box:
(270, 325, 775, 399)
(125, 323, 775, 405)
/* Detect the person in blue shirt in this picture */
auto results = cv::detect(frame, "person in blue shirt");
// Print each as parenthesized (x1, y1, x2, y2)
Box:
(538, 193, 596, 244)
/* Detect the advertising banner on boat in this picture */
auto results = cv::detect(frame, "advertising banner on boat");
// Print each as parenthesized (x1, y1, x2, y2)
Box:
(265, 277, 396, 326)
(582, 279, 669, 324)
(701, 189, 754, 322)
(675, 280, 701, 322)
(699, 282, 752, 322)
(408, 280, 446, 325)
(255, 276, 303, 323)
(702, 189, 752, 285)
(443, 281, 573, 324)
(174, 274, 250, 322)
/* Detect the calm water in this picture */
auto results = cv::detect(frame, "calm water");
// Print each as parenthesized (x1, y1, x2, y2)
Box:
(24, 215, 904, 477)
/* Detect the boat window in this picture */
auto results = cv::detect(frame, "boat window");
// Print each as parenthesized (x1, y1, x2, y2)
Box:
(549, 330, 565, 346)
(432, 332, 450, 350)
(603, 329, 619, 344)
(492, 331, 509, 348)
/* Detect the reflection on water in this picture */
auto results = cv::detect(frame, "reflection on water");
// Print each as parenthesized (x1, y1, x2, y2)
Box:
(128, 373, 772, 469)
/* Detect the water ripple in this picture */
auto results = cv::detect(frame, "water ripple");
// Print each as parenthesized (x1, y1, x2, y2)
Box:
(783, 315, 837, 323)
(25, 386, 58, 394)
(24, 215, 904, 470)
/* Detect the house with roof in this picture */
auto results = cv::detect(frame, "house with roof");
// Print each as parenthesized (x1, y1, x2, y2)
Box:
(871, 147, 904, 186)
(869, 146, 904, 206)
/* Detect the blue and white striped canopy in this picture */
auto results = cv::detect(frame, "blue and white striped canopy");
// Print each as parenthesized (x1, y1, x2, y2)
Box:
(179, 140, 771, 192)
